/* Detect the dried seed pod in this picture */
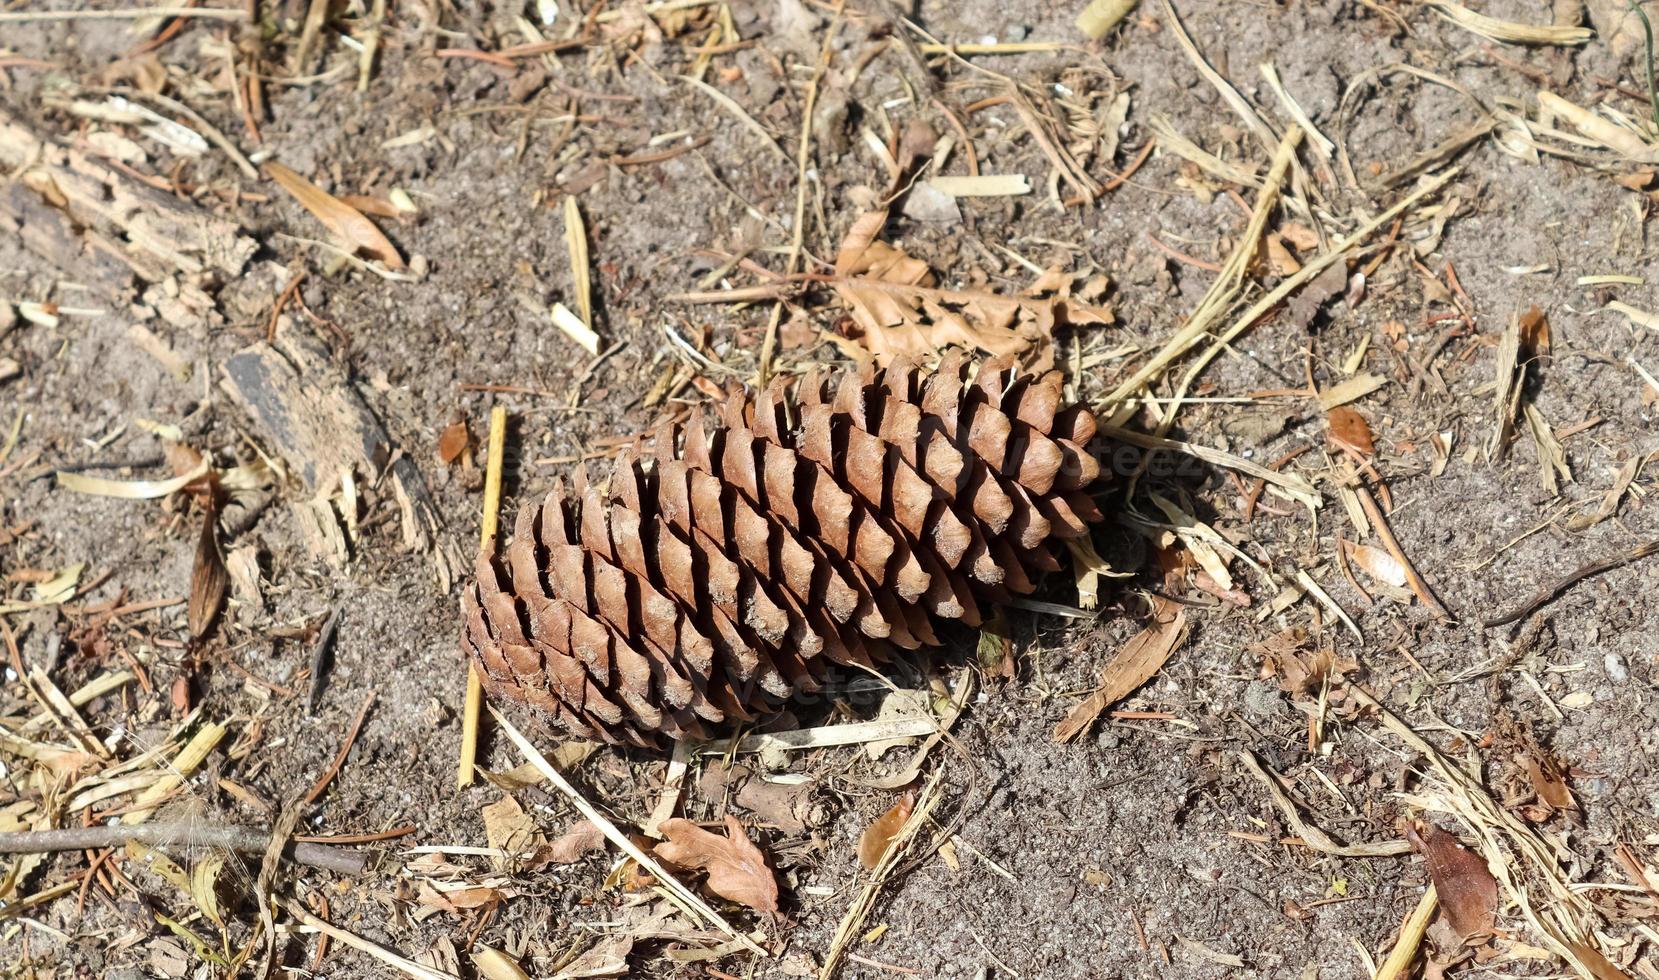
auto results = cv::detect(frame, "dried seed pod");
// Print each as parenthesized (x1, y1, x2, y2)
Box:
(461, 353, 1104, 746)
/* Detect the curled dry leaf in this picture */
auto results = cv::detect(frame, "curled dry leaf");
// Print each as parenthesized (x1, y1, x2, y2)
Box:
(1249, 628, 1355, 697)
(1325, 405, 1375, 456)
(265, 161, 406, 269)
(1408, 821, 1497, 941)
(858, 791, 916, 870)
(655, 815, 779, 915)
(188, 500, 227, 638)
(1518, 304, 1551, 356)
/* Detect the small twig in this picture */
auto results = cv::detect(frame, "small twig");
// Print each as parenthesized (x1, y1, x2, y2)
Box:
(0, 824, 367, 875)
(267, 271, 306, 342)
(1483, 538, 1659, 629)
(0, 6, 247, 22)
(303, 689, 377, 807)
(1353, 482, 1451, 619)
(821, 769, 946, 979)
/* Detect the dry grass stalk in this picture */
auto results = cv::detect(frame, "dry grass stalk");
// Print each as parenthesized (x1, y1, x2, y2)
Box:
(698, 717, 940, 756)
(1426, 0, 1593, 45)
(679, 75, 790, 163)
(1259, 62, 1336, 158)
(0, 6, 249, 21)
(1076, 0, 1139, 38)
(1351, 686, 1623, 977)
(1104, 128, 1303, 410)
(1538, 91, 1658, 161)
(1239, 751, 1409, 858)
(1160, 0, 1280, 157)
(458, 405, 508, 788)
(1372, 885, 1438, 980)
(490, 707, 765, 955)
(286, 898, 458, 980)
(1101, 425, 1321, 509)
(122, 722, 227, 825)
(820, 769, 946, 979)
(1147, 117, 1264, 188)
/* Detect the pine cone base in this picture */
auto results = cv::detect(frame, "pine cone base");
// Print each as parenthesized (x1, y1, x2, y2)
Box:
(461, 353, 1103, 747)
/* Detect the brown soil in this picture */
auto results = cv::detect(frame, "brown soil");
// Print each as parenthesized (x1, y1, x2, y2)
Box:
(4, 0, 1659, 978)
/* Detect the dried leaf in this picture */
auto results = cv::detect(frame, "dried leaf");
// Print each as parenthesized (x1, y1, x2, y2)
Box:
(1265, 234, 1301, 275)
(1326, 406, 1375, 456)
(1346, 541, 1408, 589)
(1518, 304, 1551, 356)
(831, 208, 1053, 365)
(187, 850, 226, 929)
(437, 420, 471, 465)
(57, 457, 211, 499)
(265, 161, 406, 269)
(1538, 91, 1656, 161)
(1285, 260, 1348, 329)
(1054, 595, 1187, 742)
(417, 880, 506, 913)
(552, 937, 633, 979)
(655, 815, 779, 914)
(1522, 751, 1576, 810)
(738, 780, 816, 835)
(1408, 822, 1497, 940)
(188, 503, 227, 638)
(1250, 629, 1352, 696)
(535, 819, 606, 865)
(858, 792, 916, 870)
(482, 795, 545, 868)
(1317, 372, 1387, 410)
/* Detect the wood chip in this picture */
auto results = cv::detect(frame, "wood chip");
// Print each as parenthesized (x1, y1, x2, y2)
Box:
(1055, 595, 1187, 742)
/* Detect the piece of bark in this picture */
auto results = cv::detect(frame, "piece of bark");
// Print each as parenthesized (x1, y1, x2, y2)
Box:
(0, 107, 256, 301)
(220, 324, 392, 491)
(221, 322, 458, 585)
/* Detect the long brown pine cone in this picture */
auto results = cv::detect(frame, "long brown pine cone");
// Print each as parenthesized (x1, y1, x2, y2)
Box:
(461, 351, 1104, 747)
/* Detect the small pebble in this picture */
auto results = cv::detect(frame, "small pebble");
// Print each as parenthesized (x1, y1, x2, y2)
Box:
(1605, 651, 1629, 684)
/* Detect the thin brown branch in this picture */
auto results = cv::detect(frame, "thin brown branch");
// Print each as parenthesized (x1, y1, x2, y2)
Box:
(0, 824, 368, 874)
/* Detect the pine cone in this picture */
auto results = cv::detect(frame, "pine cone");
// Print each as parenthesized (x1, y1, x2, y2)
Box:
(461, 352, 1104, 747)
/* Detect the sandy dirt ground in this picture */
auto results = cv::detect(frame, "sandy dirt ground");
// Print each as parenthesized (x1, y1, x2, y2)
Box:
(4, 0, 1659, 977)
